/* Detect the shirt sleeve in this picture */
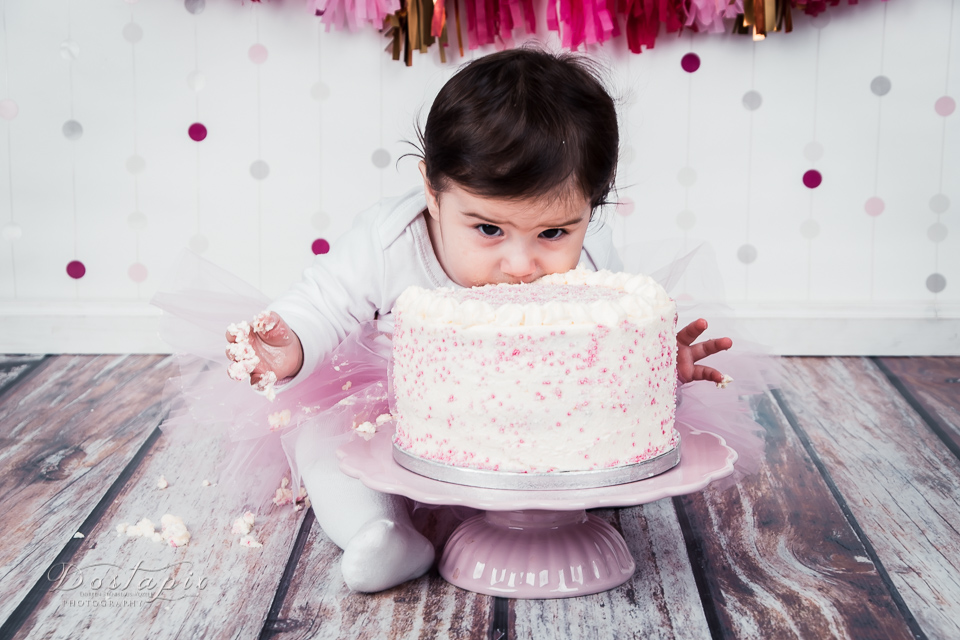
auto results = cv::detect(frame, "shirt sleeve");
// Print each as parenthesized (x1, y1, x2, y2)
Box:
(268, 206, 386, 390)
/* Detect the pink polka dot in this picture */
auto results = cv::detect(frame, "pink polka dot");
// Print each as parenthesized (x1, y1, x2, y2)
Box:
(0, 99, 18, 120)
(803, 169, 822, 189)
(681, 53, 700, 73)
(188, 123, 207, 141)
(935, 96, 956, 117)
(312, 238, 330, 255)
(617, 197, 635, 217)
(128, 262, 148, 283)
(864, 196, 885, 217)
(67, 260, 86, 279)
(249, 44, 268, 64)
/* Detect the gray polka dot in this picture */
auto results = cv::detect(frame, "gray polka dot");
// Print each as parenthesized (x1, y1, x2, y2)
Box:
(311, 211, 330, 231)
(620, 145, 636, 165)
(676, 210, 696, 231)
(189, 234, 209, 254)
(250, 160, 270, 180)
(127, 211, 148, 230)
(311, 81, 331, 101)
(2, 222, 22, 241)
(184, 0, 206, 14)
(811, 12, 831, 29)
(737, 244, 758, 265)
(677, 167, 697, 187)
(122, 23, 143, 44)
(870, 75, 891, 97)
(126, 155, 146, 175)
(929, 193, 950, 214)
(928, 222, 948, 243)
(62, 120, 83, 140)
(804, 141, 824, 162)
(926, 273, 947, 293)
(742, 90, 762, 111)
(372, 148, 391, 169)
(800, 219, 820, 239)
(60, 40, 80, 60)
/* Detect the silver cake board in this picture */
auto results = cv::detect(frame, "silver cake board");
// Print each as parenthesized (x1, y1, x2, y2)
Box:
(391, 436, 681, 491)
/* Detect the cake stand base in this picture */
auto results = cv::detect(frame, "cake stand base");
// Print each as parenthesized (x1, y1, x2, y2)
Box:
(439, 509, 634, 598)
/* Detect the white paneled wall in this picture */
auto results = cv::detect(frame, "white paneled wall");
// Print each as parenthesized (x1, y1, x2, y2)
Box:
(0, 0, 957, 354)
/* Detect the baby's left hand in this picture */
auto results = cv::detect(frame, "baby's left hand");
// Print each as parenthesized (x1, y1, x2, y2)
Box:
(676, 318, 732, 385)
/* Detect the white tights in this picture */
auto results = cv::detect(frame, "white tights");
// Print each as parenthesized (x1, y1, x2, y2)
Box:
(294, 435, 434, 593)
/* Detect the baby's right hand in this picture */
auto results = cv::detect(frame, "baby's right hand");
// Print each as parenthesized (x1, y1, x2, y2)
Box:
(225, 311, 304, 388)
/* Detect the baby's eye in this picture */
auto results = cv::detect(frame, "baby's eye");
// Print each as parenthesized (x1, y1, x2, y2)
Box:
(540, 228, 566, 240)
(477, 224, 502, 237)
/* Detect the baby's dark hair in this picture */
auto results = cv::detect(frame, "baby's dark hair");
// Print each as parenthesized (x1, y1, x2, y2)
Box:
(416, 47, 619, 212)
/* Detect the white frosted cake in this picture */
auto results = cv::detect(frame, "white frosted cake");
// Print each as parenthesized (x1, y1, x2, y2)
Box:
(391, 267, 678, 474)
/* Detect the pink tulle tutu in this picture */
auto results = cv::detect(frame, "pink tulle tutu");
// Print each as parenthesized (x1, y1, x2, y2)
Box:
(152, 246, 778, 510)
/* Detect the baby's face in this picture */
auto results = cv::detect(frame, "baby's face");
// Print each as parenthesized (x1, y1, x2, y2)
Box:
(422, 177, 591, 288)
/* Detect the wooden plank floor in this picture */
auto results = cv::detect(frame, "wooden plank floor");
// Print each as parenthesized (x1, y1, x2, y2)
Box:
(0, 355, 957, 639)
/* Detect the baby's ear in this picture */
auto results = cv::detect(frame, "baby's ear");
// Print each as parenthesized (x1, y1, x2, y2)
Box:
(418, 162, 441, 220)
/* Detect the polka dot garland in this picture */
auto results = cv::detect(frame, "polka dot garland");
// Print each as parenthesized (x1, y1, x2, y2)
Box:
(312, 239, 330, 255)
(67, 260, 86, 279)
(188, 123, 207, 141)
(681, 53, 700, 73)
(802, 170, 822, 189)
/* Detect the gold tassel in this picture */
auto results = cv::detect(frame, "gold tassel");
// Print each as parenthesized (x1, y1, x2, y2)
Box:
(735, 0, 792, 40)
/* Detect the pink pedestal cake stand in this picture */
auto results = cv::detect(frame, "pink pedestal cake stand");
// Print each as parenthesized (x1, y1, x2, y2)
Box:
(337, 423, 736, 599)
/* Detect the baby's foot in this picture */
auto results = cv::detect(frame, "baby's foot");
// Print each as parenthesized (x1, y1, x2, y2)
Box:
(340, 519, 434, 593)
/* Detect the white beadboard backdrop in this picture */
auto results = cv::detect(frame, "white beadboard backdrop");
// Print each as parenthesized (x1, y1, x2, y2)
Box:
(0, 0, 957, 355)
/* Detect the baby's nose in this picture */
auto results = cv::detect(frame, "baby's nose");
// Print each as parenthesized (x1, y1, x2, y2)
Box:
(502, 251, 537, 282)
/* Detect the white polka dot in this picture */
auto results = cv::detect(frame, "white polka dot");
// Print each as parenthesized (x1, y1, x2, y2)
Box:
(187, 71, 206, 92)
(677, 167, 697, 187)
(312, 211, 330, 231)
(811, 12, 831, 29)
(800, 219, 820, 239)
(184, 0, 206, 14)
(127, 211, 148, 230)
(676, 210, 696, 231)
(620, 145, 636, 165)
(63, 120, 83, 140)
(737, 244, 757, 264)
(870, 76, 891, 97)
(2, 222, 22, 241)
(804, 142, 824, 162)
(122, 23, 143, 44)
(0, 99, 19, 120)
(927, 222, 948, 243)
(250, 160, 270, 180)
(926, 273, 946, 293)
(311, 81, 331, 101)
(189, 234, 209, 253)
(742, 90, 762, 111)
(929, 194, 950, 214)
(372, 148, 391, 169)
(60, 41, 80, 61)
(126, 155, 146, 175)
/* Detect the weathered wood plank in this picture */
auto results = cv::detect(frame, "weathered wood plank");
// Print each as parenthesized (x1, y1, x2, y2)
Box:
(778, 357, 960, 639)
(0, 355, 48, 397)
(876, 357, 960, 459)
(267, 505, 494, 639)
(677, 387, 915, 639)
(512, 500, 710, 640)
(0, 355, 179, 628)
(12, 424, 308, 639)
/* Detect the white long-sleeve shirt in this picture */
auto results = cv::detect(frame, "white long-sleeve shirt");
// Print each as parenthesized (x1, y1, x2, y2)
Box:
(270, 187, 623, 386)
